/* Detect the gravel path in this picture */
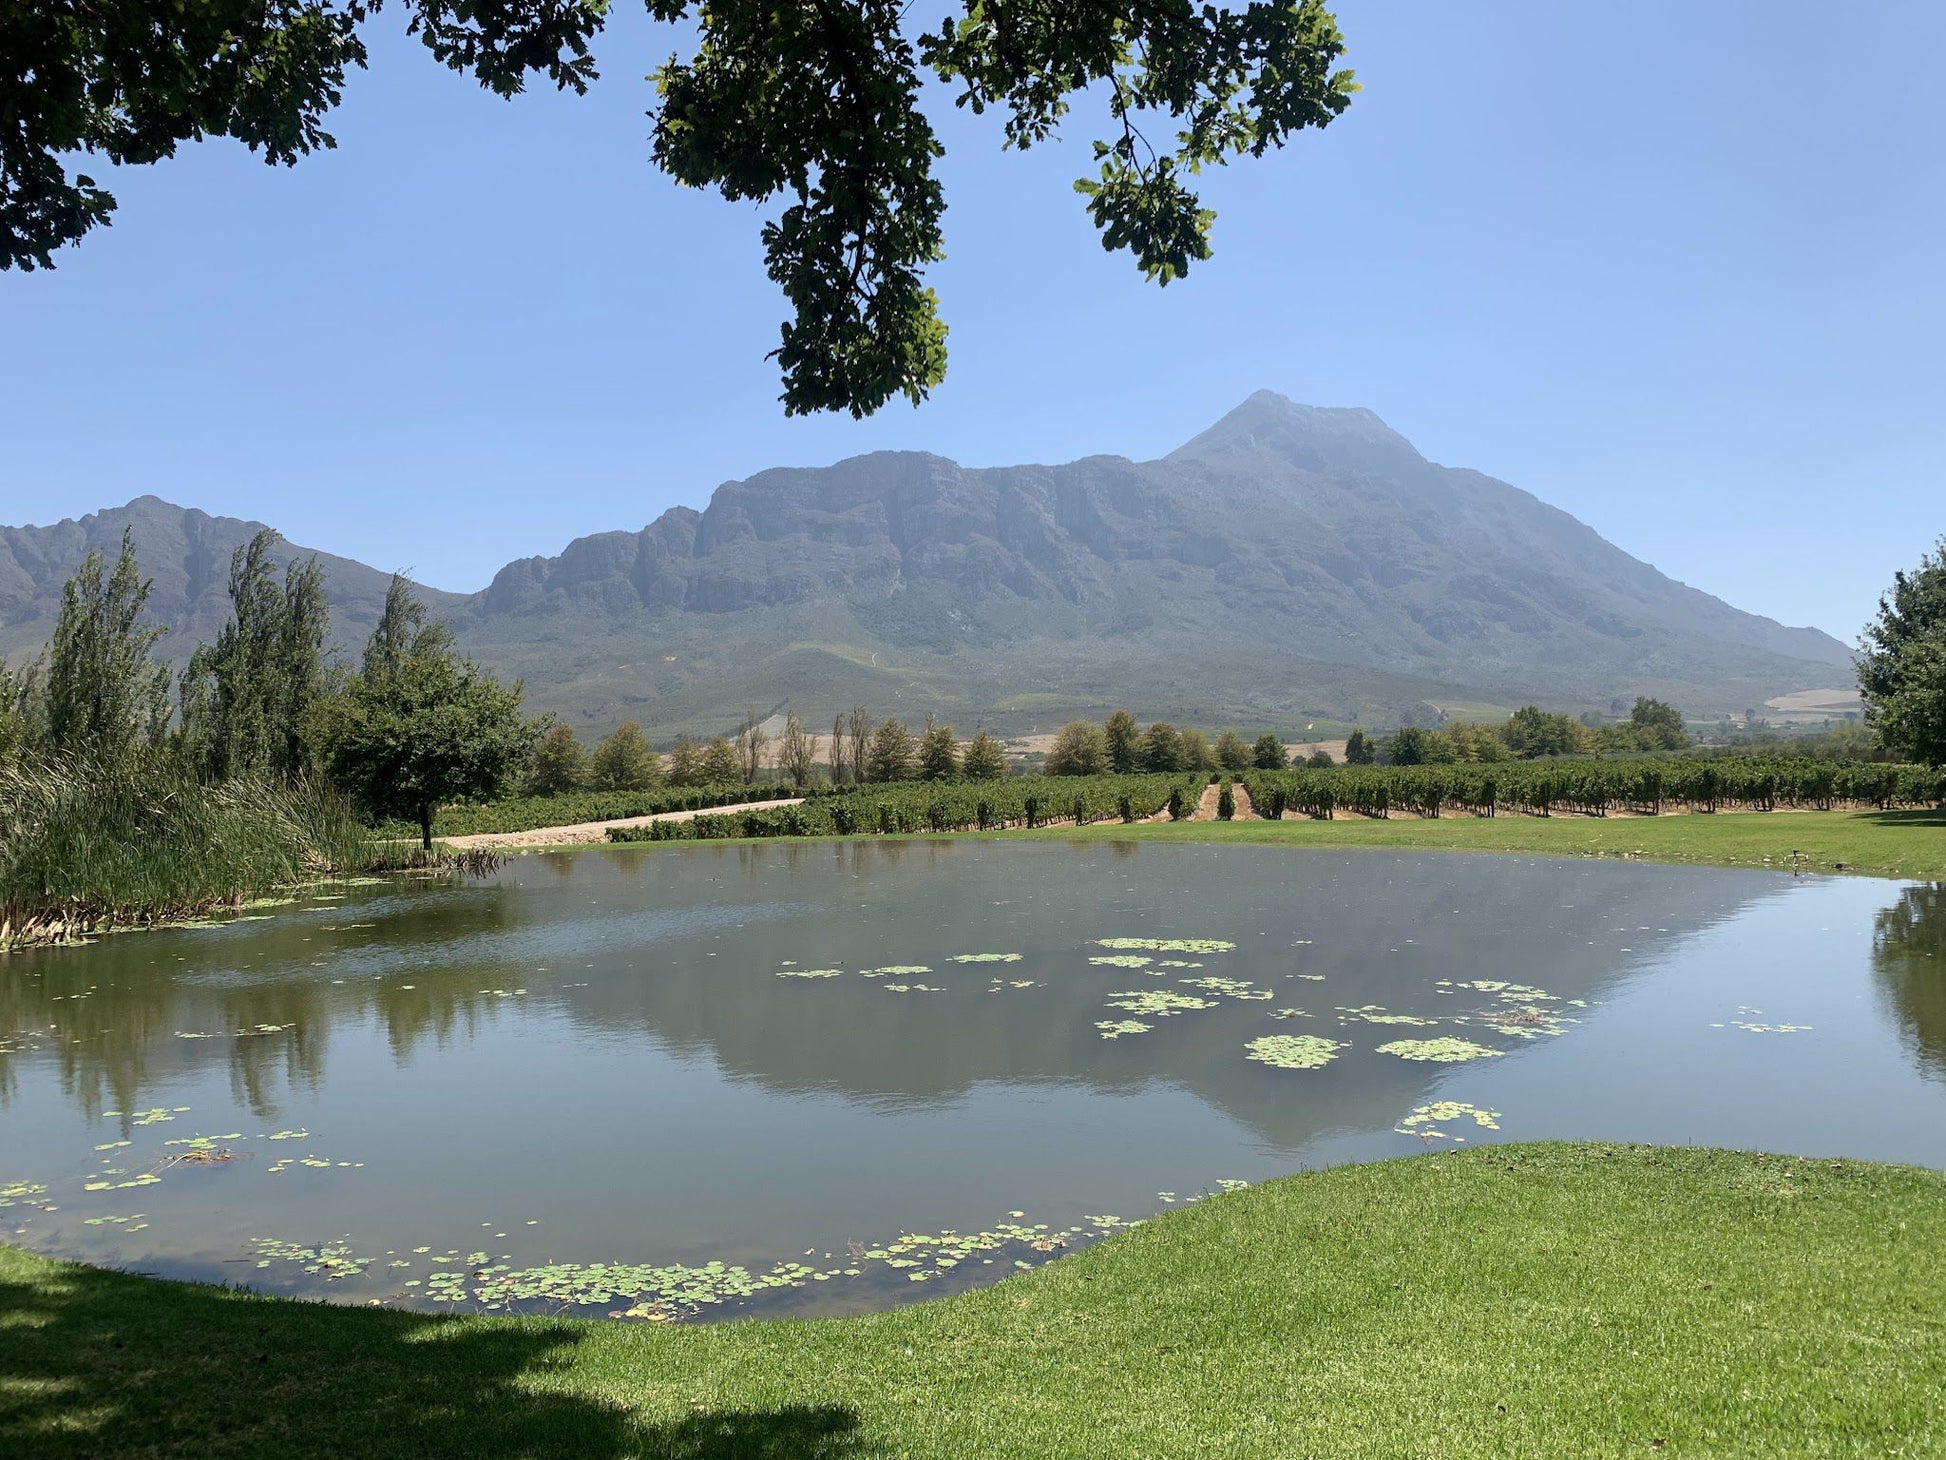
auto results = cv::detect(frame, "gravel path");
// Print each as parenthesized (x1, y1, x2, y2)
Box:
(441, 798, 806, 850)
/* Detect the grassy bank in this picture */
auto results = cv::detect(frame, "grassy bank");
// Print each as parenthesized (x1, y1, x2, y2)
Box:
(1031, 806, 1946, 879)
(2, 1144, 1941, 1457)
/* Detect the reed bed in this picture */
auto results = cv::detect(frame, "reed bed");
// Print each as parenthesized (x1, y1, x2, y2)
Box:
(0, 754, 378, 949)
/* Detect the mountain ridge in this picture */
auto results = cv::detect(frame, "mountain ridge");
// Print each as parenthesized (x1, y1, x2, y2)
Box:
(2, 394, 1851, 735)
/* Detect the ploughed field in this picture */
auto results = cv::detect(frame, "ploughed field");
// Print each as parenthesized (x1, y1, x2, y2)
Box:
(4, 841, 1943, 1326)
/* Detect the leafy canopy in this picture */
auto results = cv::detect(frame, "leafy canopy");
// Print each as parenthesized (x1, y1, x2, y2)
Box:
(319, 576, 536, 846)
(1859, 540, 1946, 769)
(4, 1, 1354, 416)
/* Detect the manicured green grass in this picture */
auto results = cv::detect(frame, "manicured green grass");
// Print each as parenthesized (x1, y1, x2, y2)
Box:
(4, 1145, 1942, 1457)
(1038, 807, 1946, 879)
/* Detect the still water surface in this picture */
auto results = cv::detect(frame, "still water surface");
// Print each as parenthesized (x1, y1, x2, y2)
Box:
(3, 841, 1942, 1318)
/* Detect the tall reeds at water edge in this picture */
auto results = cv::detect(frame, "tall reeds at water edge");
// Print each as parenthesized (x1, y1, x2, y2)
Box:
(0, 753, 378, 948)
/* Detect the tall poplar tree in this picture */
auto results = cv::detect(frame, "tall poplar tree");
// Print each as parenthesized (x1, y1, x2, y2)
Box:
(46, 529, 171, 760)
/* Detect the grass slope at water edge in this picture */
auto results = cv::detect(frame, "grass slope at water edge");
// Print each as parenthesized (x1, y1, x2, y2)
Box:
(2, 1145, 1942, 1458)
(1029, 807, 1946, 880)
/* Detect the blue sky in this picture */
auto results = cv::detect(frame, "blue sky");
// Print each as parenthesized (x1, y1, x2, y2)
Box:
(2, 1, 1940, 642)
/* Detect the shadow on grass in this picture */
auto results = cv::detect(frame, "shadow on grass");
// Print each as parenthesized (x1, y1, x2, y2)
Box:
(1860, 808, 1946, 828)
(0, 1257, 871, 1459)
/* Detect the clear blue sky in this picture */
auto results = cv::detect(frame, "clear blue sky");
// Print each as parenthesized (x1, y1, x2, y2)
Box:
(2, 2, 1940, 643)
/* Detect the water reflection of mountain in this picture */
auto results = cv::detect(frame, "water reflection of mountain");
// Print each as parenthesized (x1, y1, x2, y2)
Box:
(2, 840, 1794, 1149)
(1873, 883, 1946, 1083)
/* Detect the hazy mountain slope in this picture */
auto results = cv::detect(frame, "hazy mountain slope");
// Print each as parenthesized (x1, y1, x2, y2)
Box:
(1, 395, 1851, 735)
(0, 496, 462, 666)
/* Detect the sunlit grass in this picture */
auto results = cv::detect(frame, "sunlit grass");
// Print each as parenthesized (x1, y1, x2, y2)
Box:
(1038, 806, 1946, 878)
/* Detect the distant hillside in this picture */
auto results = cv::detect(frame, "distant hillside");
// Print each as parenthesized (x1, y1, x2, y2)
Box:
(0, 496, 463, 667)
(2, 395, 1851, 735)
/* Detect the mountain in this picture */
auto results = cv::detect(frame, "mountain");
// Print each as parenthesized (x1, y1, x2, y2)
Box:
(1, 394, 1852, 735)
(0, 495, 465, 662)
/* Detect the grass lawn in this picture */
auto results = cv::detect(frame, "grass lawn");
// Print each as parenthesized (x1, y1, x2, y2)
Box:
(1037, 807, 1946, 880)
(3, 1144, 1942, 1458)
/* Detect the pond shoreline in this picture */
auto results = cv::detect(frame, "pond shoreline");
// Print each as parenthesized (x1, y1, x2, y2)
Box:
(3, 1143, 1940, 1457)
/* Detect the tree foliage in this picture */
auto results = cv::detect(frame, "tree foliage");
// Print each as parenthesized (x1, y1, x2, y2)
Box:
(1628, 696, 1691, 753)
(1860, 540, 1946, 768)
(1104, 709, 1142, 773)
(179, 530, 330, 782)
(699, 736, 743, 785)
(1251, 733, 1288, 770)
(5, 0, 1354, 417)
(318, 576, 536, 848)
(46, 529, 171, 760)
(1141, 721, 1184, 772)
(918, 717, 959, 781)
(1342, 728, 1374, 764)
(961, 730, 1008, 780)
(865, 718, 918, 783)
(526, 721, 588, 795)
(1045, 719, 1108, 776)
(590, 722, 662, 791)
(1213, 728, 1252, 772)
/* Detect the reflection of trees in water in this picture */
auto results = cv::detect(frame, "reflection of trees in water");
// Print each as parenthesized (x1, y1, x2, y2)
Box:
(1873, 883, 1946, 1081)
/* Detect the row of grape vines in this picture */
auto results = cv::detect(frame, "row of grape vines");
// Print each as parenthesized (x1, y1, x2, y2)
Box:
(1239, 757, 1946, 820)
(607, 773, 1208, 841)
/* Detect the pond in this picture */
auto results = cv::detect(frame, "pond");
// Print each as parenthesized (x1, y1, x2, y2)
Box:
(3, 841, 1943, 1320)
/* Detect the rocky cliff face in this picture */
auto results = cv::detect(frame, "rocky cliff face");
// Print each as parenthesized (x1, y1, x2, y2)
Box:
(3, 395, 1850, 733)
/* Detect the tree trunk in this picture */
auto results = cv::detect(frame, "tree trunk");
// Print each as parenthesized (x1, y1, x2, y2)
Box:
(419, 804, 433, 852)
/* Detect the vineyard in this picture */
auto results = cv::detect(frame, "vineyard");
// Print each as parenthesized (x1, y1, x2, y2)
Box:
(603, 757, 1946, 845)
(1240, 757, 1946, 821)
(607, 773, 1206, 842)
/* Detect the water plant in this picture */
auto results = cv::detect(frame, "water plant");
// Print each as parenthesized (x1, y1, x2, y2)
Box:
(1095, 937, 1236, 953)
(949, 953, 1023, 963)
(1243, 1035, 1347, 1069)
(1105, 989, 1217, 1017)
(1375, 1037, 1504, 1063)
(1089, 954, 1153, 968)
(1095, 1019, 1153, 1039)
(1395, 1102, 1502, 1141)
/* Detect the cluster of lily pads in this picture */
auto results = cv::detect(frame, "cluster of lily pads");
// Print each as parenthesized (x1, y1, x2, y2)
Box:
(241, 1206, 1164, 1321)
(1394, 1101, 1502, 1142)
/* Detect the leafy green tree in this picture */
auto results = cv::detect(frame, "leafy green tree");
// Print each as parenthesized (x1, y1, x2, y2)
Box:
(179, 530, 330, 781)
(1045, 720, 1108, 776)
(865, 718, 918, 783)
(1252, 733, 1288, 770)
(525, 721, 588, 795)
(961, 731, 1008, 781)
(319, 577, 536, 849)
(1178, 728, 1216, 772)
(1860, 540, 1946, 767)
(1342, 728, 1374, 764)
(918, 717, 959, 781)
(590, 722, 662, 791)
(1624, 696, 1690, 752)
(46, 529, 172, 759)
(665, 737, 704, 786)
(1305, 748, 1334, 768)
(0, 659, 45, 765)
(698, 736, 743, 785)
(1141, 722, 1185, 772)
(1103, 710, 1143, 773)
(1386, 726, 1431, 766)
(1502, 706, 1590, 759)
(8, 1, 1355, 417)
(1213, 729, 1252, 772)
